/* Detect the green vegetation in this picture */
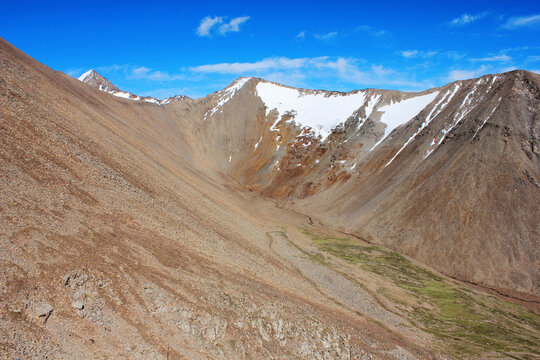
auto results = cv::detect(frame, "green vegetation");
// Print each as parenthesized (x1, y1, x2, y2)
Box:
(302, 230, 540, 359)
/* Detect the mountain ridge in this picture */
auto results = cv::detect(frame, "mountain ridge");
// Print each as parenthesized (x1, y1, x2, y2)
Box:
(76, 64, 539, 300)
(79, 67, 523, 102)
(1, 36, 539, 359)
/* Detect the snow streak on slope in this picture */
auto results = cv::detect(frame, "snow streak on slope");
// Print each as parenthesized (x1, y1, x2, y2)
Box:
(472, 97, 501, 139)
(256, 82, 367, 141)
(424, 86, 481, 159)
(204, 77, 251, 121)
(371, 92, 439, 151)
(385, 85, 460, 167)
(360, 94, 381, 128)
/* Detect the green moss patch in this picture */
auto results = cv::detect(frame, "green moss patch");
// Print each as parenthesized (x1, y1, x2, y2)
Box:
(302, 230, 540, 358)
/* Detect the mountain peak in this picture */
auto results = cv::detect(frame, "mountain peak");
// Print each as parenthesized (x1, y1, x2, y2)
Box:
(77, 69, 96, 81)
(78, 69, 120, 93)
(76, 69, 189, 105)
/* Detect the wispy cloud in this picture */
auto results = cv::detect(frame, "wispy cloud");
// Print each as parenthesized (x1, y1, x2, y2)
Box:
(189, 57, 316, 74)
(502, 14, 540, 29)
(296, 31, 306, 39)
(90, 64, 184, 82)
(314, 31, 338, 40)
(446, 66, 489, 81)
(500, 66, 517, 72)
(189, 56, 431, 89)
(471, 54, 511, 62)
(354, 25, 389, 38)
(526, 55, 540, 62)
(140, 87, 193, 99)
(66, 67, 85, 77)
(449, 12, 489, 26)
(399, 50, 438, 58)
(218, 16, 250, 35)
(129, 66, 184, 81)
(95, 64, 127, 73)
(196, 16, 250, 37)
(197, 16, 223, 36)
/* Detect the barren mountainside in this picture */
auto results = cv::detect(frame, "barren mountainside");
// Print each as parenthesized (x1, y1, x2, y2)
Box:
(80, 61, 539, 299)
(1, 36, 539, 359)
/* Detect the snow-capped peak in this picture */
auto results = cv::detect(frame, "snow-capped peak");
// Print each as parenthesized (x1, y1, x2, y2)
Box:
(76, 69, 186, 106)
(78, 69, 96, 82)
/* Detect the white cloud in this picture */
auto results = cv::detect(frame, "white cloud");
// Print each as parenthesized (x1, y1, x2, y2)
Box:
(446, 66, 489, 81)
(141, 87, 193, 99)
(526, 55, 540, 62)
(89, 64, 184, 82)
(354, 25, 389, 38)
(218, 16, 250, 35)
(471, 54, 511, 62)
(401, 50, 419, 58)
(190, 56, 431, 89)
(66, 68, 85, 77)
(503, 14, 540, 29)
(96, 64, 127, 73)
(197, 16, 249, 37)
(399, 50, 438, 58)
(296, 31, 306, 39)
(314, 31, 338, 40)
(130, 66, 184, 81)
(500, 66, 517, 72)
(189, 57, 313, 74)
(450, 12, 489, 26)
(197, 16, 223, 37)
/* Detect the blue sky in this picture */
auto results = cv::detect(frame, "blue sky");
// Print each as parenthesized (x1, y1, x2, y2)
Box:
(1, 0, 540, 98)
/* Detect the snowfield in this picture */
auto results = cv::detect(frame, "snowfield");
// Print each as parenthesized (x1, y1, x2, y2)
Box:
(371, 91, 439, 150)
(256, 82, 368, 141)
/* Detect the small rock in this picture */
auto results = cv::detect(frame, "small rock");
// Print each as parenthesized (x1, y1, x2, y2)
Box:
(35, 303, 53, 323)
(72, 300, 84, 310)
(62, 274, 71, 286)
(72, 288, 85, 301)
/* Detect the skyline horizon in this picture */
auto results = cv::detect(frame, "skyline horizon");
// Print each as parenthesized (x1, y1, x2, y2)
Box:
(74, 65, 537, 100)
(1, 0, 539, 98)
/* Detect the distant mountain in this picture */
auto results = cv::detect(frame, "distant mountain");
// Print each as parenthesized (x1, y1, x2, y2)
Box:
(78, 69, 188, 104)
(79, 66, 539, 299)
(78, 69, 120, 93)
(184, 74, 539, 299)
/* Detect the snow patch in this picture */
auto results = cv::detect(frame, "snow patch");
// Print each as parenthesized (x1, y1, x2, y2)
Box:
(256, 82, 368, 141)
(371, 92, 439, 151)
(254, 136, 262, 150)
(78, 70, 94, 81)
(204, 78, 251, 121)
(385, 85, 460, 167)
(113, 91, 140, 100)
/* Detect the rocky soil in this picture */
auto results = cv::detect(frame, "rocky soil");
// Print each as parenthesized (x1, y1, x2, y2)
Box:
(1, 36, 539, 359)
